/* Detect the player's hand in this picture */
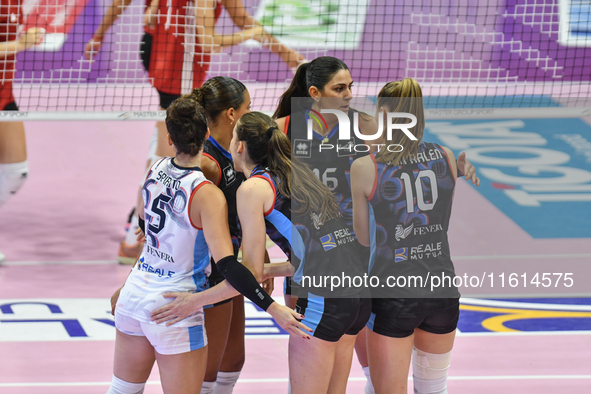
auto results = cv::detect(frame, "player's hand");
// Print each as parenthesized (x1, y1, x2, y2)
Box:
(266, 302, 312, 339)
(248, 25, 268, 42)
(134, 227, 146, 243)
(17, 27, 45, 52)
(261, 277, 274, 294)
(110, 286, 122, 316)
(456, 152, 480, 186)
(84, 36, 103, 61)
(150, 292, 201, 326)
(143, 9, 156, 31)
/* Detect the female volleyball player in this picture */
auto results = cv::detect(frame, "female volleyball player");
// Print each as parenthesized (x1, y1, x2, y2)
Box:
(152, 111, 370, 393)
(0, 5, 45, 262)
(190, 76, 274, 394)
(83, 0, 305, 264)
(351, 78, 474, 394)
(109, 96, 305, 394)
(273, 56, 479, 394)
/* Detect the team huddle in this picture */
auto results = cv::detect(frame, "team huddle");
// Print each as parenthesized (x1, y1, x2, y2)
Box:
(104, 55, 481, 394)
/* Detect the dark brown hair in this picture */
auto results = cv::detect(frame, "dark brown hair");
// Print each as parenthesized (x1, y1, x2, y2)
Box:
(273, 56, 349, 119)
(165, 96, 208, 156)
(235, 112, 341, 220)
(191, 76, 247, 124)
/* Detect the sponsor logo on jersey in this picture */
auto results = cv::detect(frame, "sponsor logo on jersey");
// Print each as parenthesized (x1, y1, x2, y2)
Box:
(223, 164, 236, 184)
(395, 247, 408, 262)
(320, 233, 337, 251)
(413, 223, 444, 236)
(409, 242, 443, 260)
(294, 139, 312, 158)
(395, 223, 414, 241)
(337, 138, 358, 157)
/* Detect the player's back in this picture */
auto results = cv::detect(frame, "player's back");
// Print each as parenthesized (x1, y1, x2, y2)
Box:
(118, 157, 211, 326)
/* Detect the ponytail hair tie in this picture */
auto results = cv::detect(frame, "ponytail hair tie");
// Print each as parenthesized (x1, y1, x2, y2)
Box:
(267, 126, 278, 138)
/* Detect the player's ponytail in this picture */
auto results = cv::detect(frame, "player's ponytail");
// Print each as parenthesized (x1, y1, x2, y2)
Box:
(236, 112, 341, 221)
(375, 78, 425, 166)
(273, 57, 350, 119)
(191, 76, 247, 124)
(165, 95, 208, 156)
(273, 63, 309, 119)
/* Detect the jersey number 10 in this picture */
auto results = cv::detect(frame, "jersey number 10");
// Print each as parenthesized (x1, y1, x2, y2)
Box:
(400, 170, 438, 213)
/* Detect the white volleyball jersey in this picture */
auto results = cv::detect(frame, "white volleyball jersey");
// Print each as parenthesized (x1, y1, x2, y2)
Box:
(117, 157, 212, 327)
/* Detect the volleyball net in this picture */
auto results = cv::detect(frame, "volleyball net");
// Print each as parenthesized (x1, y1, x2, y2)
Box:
(3, 0, 591, 120)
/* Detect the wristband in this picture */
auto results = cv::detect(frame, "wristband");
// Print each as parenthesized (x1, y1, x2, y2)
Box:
(138, 217, 146, 233)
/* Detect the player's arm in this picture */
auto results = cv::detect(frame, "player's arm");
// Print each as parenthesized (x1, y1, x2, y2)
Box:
(0, 28, 45, 58)
(143, 0, 159, 31)
(201, 154, 221, 185)
(84, 0, 134, 60)
(351, 156, 376, 247)
(455, 152, 480, 186)
(263, 261, 294, 280)
(195, 0, 265, 53)
(221, 0, 305, 69)
(236, 178, 271, 282)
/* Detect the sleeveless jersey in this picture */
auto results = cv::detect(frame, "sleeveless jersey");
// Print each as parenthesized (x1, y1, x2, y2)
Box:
(252, 166, 364, 297)
(0, 0, 21, 108)
(117, 157, 212, 326)
(286, 109, 368, 225)
(204, 137, 244, 254)
(149, 0, 222, 95)
(250, 167, 292, 260)
(367, 142, 459, 298)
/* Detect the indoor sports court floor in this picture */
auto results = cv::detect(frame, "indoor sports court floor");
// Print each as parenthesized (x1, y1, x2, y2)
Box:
(1, 110, 591, 393)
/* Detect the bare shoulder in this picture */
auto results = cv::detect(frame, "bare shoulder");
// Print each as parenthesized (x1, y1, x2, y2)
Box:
(237, 177, 273, 200)
(201, 154, 221, 185)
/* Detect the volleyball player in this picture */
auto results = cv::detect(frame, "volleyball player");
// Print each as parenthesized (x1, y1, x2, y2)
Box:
(273, 56, 479, 394)
(189, 76, 273, 394)
(83, 0, 305, 264)
(109, 95, 305, 394)
(152, 111, 369, 393)
(350, 78, 478, 394)
(0, 3, 45, 262)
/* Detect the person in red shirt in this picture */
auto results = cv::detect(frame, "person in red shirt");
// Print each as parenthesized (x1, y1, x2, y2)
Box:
(0, 0, 45, 263)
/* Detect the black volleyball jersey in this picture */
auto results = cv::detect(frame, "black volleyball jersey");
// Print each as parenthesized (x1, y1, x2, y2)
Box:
(203, 136, 245, 253)
(367, 142, 459, 298)
(252, 167, 364, 298)
(286, 109, 368, 225)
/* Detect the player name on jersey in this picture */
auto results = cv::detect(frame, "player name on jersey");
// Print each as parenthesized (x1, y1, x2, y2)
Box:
(400, 148, 444, 165)
(156, 170, 181, 190)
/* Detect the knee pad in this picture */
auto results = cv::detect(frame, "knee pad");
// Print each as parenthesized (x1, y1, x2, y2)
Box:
(106, 375, 145, 394)
(412, 348, 451, 394)
(0, 161, 28, 208)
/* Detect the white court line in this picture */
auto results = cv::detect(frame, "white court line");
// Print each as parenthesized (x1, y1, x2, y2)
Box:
(2, 375, 591, 387)
(461, 297, 591, 311)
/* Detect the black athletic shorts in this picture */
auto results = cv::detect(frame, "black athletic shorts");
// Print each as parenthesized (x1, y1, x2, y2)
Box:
(157, 90, 181, 110)
(295, 292, 372, 342)
(3, 101, 18, 111)
(367, 298, 459, 338)
(140, 31, 153, 72)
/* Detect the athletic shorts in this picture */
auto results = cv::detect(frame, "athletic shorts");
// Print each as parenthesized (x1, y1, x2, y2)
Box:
(157, 90, 181, 110)
(284, 276, 301, 296)
(3, 101, 18, 111)
(295, 293, 371, 342)
(115, 310, 207, 355)
(367, 298, 459, 338)
(140, 31, 153, 72)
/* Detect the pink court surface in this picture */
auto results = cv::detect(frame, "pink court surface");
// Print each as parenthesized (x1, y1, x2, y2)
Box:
(1, 119, 590, 393)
